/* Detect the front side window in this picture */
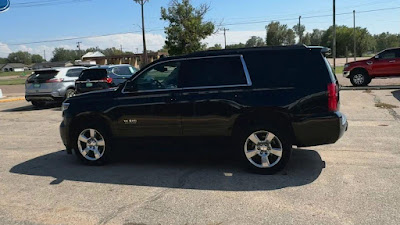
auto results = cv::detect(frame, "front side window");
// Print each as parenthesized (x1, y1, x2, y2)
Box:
(179, 56, 247, 88)
(380, 50, 396, 59)
(127, 61, 180, 91)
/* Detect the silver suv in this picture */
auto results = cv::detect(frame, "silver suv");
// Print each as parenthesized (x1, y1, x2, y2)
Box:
(25, 67, 86, 106)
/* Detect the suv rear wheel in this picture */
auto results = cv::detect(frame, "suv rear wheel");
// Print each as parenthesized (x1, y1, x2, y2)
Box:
(238, 125, 292, 174)
(65, 89, 75, 99)
(350, 71, 371, 86)
(72, 123, 111, 165)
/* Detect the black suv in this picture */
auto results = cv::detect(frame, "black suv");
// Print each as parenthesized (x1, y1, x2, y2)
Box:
(75, 65, 137, 94)
(60, 45, 348, 174)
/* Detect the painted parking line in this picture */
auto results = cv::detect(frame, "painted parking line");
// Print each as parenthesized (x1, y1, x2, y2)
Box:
(0, 97, 25, 103)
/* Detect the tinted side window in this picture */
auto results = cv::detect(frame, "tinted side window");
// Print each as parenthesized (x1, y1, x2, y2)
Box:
(79, 69, 107, 80)
(395, 49, 400, 58)
(66, 68, 84, 77)
(243, 50, 329, 88)
(112, 66, 134, 76)
(127, 61, 180, 91)
(380, 50, 396, 59)
(180, 56, 247, 88)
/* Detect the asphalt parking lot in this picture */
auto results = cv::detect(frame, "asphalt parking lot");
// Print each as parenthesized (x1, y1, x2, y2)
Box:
(1, 89, 400, 225)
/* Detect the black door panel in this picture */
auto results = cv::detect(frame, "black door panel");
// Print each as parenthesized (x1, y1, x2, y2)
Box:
(114, 91, 182, 137)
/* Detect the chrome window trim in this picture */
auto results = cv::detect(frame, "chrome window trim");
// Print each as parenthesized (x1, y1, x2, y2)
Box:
(121, 54, 252, 94)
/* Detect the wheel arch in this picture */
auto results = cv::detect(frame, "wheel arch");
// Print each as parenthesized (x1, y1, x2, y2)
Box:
(68, 112, 113, 140)
(350, 67, 369, 77)
(232, 109, 295, 143)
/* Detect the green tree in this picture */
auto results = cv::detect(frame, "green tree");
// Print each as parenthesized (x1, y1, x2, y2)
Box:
(0, 57, 7, 64)
(208, 44, 223, 50)
(310, 29, 324, 46)
(226, 43, 246, 49)
(31, 54, 44, 63)
(303, 33, 311, 46)
(7, 51, 32, 64)
(266, 22, 294, 46)
(51, 48, 80, 62)
(245, 36, 265, 47)
(321, 25, 374, 57)
(285, 29, 296, 45)
(293, 24, 306, 44)
(102, 47, 124, 56)
(161, 0, 215, 55)
(374, 32, 400, 52)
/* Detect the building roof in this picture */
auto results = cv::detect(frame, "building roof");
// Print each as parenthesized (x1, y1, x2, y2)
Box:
(82, 51, 105, 58)
(2, 63, 26, 68)
(0, 64, 5, 69)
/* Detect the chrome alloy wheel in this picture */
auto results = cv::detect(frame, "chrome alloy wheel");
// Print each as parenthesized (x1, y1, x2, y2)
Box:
(353, 74, 365, 85)
(244, 130, 283, 168)
(77, 128, 106, 161)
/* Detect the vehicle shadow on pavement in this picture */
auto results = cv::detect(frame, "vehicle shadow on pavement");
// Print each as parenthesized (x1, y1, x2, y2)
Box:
(10, 143, 324, 191)
(1, 104, 61, 112)
(392, 90, 400, 102)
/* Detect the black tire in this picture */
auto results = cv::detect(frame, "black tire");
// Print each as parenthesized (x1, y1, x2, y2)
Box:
(236, 124, 292, 174)
(72, 122, 112, 165)
(350, 70, 370, 86)
(31, 101, 46, 107)
(65, 89, 75, 100)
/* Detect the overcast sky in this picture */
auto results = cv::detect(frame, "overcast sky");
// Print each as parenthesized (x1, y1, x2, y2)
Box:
(0, 0, 399, 59)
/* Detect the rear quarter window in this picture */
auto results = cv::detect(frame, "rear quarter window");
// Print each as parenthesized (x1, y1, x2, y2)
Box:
(179, 56, 247, 88)
(243, 50, 330, 89)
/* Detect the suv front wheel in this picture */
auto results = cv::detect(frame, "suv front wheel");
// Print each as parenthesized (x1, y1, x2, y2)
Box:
(238, 126, 292, 174)
(72, 124, 111, 165)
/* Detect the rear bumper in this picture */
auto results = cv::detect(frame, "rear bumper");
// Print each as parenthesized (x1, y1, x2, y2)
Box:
(293, 111, 348, 147)
(25, 93, 63, 102)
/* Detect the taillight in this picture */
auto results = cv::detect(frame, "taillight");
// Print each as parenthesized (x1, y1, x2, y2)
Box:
(46, 78, 64, 83)
(102, 77, 113, 84)
(328, 83, 338, 111)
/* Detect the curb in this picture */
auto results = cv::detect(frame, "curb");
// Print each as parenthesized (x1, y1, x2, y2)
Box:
(0, 97, 25, 103)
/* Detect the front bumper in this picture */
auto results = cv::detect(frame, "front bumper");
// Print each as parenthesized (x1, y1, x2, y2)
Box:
(343, 71, 351, 78)
(293, 111, 348, 147)
(60, 119, 73, 154)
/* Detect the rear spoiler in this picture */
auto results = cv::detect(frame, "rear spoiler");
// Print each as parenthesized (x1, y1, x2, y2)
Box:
(305, 45, 331, 57)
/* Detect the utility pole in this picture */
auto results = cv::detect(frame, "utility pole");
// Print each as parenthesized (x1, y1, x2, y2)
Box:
(298, 16, 302, 44)
(333, 0, 336, 73)
(353, 10, 356, 61)
(43, 50, 46, 62)
(223, 28, 229, 49)
(120, 44, 123, 53)
(134, 0, 148, 66)
(76, 41, 82, 58)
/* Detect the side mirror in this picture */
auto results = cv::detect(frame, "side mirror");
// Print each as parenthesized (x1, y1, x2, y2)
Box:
(124, 80, 137, 92)
(374, 55, 380, 59)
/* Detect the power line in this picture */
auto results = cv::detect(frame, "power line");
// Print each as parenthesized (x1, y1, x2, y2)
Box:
(11, 0, 92, 8)
(221, 6, 400, 27)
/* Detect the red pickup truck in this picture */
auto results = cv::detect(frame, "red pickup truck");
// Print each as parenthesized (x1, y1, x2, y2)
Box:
(343, 48, 400, 86)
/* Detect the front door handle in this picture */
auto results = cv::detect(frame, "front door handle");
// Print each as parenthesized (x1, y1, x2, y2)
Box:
(389, 60, 396, 63)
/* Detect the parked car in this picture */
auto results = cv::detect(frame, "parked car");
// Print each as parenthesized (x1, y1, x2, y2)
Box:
(25, 67, 86, 107)
(75, 64, 137, 94)
(60, 45, 348, 174)
(343, 47, 400, 86)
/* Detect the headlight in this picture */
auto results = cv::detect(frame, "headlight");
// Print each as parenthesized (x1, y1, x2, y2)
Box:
(61, 102, 70, 112)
